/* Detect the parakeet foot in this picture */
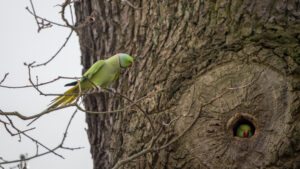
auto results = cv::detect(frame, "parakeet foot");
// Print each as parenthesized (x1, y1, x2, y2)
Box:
(110, 88, 117, 94)
(96, 86, 102, 92)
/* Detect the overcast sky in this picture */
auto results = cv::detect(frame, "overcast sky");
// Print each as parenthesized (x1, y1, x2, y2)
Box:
(0, 1, 92, 169)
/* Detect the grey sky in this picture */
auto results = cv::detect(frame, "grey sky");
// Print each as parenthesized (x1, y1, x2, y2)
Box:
(0, 1, 92, 169)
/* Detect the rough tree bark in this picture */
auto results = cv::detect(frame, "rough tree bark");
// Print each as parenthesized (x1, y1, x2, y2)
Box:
(74, 0, 300, 169)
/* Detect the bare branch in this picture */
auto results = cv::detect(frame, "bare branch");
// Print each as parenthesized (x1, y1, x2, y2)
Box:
(75, 97, 138, 114)
(0, 104, 74, 120)
(0, 157, 7, 162)
(61, 0, 76, 30)
(4, 115, 64, 159)
(31, 30, 73, 68)
(0, 92, 152, 122)
(0, 148, 58, 165)
(0, 109, 79, 165)
(1, 0, 84, 166)
(28, 0, 75, 32)
(28, 0, 44, 32)
(25, 7, 67, 28)
(69, 2, 75, 25)
(60, 109, 77, 144)
(103, 87, 156, 135)
(0, 86, 163, 128)
(1, 68, 162, 135)
(0, 75, 80, 89)
(35, 143, 39, 156)
(0, 73, 9, 85)
(60, 146, 84, 150)
(0, 119, 8, 124)
(3, 123, 35, 137)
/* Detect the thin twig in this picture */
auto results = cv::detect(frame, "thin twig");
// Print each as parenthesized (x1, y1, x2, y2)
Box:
(0, 90, 157, 123)
(25, 7, 67, 28)
(70, 77, 156, 137)
(0, 109, 80, 165)
(60, 146, 84, 150)
(75, 99, 134, 114)
(0, 157, 7, 162)
(103, 87, 156, 135)
(58, 109, 84, 150)
(61, 0, 75, 30)
(35, 143, 39, 155)
(0, 87, 162, 121)
(28, 0, 42, 32)
(4, 115, 64, 159)
(0, 149, 56, 165)
(0, 119, 8, 124)
(155, 108, 202, 151)
(69, 2, 75, 25)
(60, 109, 77, 144)
(3, 123, 35, 137)
(0, 104, 75, 120)
(31, 30, 73, 68)
(0, 73, 9, 84)
(0, 76, 80, 89)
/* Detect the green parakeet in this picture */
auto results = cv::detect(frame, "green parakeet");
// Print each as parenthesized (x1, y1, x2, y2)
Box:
(48, 53, 133, 109)
(236, 124, 253, 138)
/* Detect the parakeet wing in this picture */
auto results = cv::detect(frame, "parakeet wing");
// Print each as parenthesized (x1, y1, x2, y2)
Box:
(81, 60, 105, 81)
(112, 71, 120, 82)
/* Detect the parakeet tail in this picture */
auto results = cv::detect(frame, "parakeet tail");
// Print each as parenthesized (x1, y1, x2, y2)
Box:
(48, 85, 79, 110)
(64, 81, 77, 86)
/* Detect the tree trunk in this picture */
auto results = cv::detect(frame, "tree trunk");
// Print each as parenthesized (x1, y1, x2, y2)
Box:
(74, 0, 300, 168)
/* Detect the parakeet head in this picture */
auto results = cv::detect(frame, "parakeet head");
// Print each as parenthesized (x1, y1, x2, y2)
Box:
(118, 53, 134, 68)
(237, 124, 253, 138)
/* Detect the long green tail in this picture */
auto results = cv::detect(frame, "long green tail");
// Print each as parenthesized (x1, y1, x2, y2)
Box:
(48, 85, 79, 110)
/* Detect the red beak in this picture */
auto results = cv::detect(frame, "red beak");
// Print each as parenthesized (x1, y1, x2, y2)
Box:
(244, 131, 249, 138)
(131, 62, 134, 67)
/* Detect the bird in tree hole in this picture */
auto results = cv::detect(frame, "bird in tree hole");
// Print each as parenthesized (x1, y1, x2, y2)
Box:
(236, 124, 253, 138)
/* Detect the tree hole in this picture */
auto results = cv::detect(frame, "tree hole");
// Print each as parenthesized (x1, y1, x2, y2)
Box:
(233, 118, 255, 138)
(226, 113, 258, 139)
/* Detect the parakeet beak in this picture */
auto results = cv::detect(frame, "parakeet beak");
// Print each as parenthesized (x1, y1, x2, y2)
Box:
(244, 131, 249, 138)
(130, 62, 134, 67)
